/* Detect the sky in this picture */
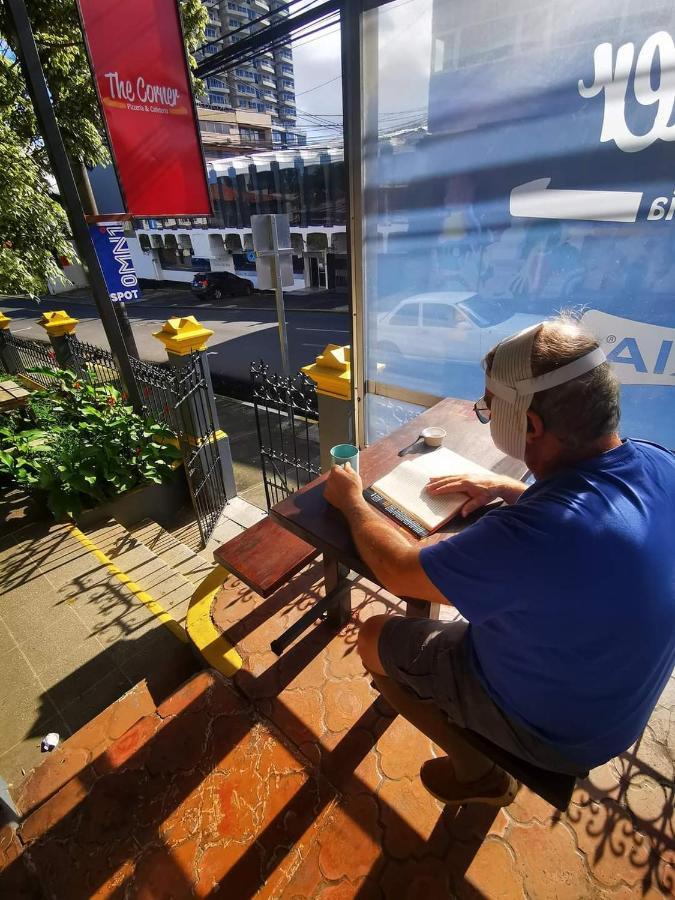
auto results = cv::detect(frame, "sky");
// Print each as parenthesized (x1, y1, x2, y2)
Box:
(290, 0, 433, 145)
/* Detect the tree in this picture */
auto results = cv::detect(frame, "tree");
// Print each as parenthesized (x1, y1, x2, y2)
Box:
(0, 0, 206, 296)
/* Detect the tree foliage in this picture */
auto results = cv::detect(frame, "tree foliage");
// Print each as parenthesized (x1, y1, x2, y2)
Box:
(0, 0, 206, 296)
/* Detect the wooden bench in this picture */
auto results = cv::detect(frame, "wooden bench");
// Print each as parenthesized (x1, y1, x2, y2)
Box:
(213, 516, 319, 598)
(461, 728, 586, 811)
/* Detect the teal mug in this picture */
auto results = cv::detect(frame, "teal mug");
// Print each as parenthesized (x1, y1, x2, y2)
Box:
(330, 443, 359, 473)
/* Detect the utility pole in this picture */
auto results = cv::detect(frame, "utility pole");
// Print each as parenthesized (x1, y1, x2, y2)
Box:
(6, 0, 142, 409)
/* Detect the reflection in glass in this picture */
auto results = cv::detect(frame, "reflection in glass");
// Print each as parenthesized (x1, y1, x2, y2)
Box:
(362, 0, 675, 446)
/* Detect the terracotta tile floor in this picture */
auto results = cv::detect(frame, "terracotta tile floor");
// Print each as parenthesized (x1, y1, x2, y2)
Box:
(211, 562, 675, 899)
(2, 560, 673, 898)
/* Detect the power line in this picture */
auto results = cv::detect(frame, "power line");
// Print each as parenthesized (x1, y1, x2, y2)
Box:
(213, 14, 338, 74)
(294, 73, 341, 96)
(196, 0, 340, 79)
(196, 0, 316, 55)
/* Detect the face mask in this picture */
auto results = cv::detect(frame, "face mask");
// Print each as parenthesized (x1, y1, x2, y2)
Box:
(485, 324, 607, 460)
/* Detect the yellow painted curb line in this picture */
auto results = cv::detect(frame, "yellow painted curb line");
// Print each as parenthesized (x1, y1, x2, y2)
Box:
(68, 524, 188, 644)
(186, 564, 242, 677)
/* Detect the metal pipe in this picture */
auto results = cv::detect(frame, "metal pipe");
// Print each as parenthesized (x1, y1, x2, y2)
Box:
(270, 590, 334, 656)
(341, 1, 366, 449)
(270, 216, 291, 377)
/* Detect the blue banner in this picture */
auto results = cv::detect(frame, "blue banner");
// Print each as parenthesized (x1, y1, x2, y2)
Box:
(366, 4, 675, 447)
(88, 222, 141, 303)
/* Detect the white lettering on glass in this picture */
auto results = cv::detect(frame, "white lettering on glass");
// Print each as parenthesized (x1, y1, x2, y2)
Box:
(579, 31, 675, 152)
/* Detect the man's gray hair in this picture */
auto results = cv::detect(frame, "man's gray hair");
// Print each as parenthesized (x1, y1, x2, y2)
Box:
(484, 313, 620, 449)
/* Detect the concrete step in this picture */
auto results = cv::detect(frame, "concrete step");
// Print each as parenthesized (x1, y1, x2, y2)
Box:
(129, 518, 214, 586)
(77, 519, 197, 627)
(12, 680, 155, 818)
(2, 670, 339, 899)
(43, 520, 200, 725)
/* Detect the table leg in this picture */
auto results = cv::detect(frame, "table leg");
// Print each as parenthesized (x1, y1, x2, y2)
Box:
(404, 597, 441, 620)
(323, 552, 351, 626)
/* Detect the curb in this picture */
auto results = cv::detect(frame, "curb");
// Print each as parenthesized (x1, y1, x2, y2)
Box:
(68, 525, 189, 644)
(38, 297, 348, 315)
(186, 564, 242, 677)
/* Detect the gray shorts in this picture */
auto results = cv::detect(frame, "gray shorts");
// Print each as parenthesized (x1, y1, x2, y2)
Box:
(378, 615, 582, 775)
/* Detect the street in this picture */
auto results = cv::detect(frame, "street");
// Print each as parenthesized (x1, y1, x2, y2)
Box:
(0, 292, 351, 399)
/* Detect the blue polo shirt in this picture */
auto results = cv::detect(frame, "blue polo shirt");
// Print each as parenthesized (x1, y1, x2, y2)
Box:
(420, 439, 675, 769)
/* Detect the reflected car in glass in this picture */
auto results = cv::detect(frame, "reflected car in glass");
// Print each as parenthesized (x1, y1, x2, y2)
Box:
(376, 292, 540, 364)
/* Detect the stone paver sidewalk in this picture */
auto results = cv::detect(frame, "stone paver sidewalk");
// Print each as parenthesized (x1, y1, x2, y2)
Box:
(1, 671, 340, 899)
(1, 548, 673, 896)
(211, 562, 675, 898)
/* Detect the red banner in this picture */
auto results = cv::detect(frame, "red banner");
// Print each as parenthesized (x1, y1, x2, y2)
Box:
(77, 0, 211, 217)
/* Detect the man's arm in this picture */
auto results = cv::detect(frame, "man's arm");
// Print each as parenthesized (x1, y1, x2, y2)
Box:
(324, 465, 449, 605)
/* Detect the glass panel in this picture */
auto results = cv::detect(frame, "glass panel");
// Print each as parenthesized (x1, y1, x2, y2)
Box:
(362, 0, 675, 447)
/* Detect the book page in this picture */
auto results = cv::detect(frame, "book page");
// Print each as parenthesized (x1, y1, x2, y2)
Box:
(371, 447, 494, 531)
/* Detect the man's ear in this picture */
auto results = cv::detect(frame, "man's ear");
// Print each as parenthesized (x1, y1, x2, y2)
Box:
(525, 409, 545, 441)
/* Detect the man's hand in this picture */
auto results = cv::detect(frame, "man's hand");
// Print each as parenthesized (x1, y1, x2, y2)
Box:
(324, 463, 364, 514)
(426, 472, 527, 517)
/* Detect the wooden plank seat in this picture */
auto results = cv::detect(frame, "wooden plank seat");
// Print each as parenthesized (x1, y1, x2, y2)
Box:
(213, 516, 319, 598)
(460, 727, 586, 811)
(369, 677, 585, 811)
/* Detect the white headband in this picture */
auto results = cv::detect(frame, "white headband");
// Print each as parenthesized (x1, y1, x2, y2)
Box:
(486, 346, 607, 404)
(486, 322, 608, 460)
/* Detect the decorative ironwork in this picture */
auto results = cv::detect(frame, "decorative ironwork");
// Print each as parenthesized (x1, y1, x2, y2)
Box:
(566, 732, 675, 897)
(0, 332, 60, 387)
(65, 334, 122, 392)
(129, 356, 181, 432)
(251, 360, 320, 508)
(174, 353, 228, 545)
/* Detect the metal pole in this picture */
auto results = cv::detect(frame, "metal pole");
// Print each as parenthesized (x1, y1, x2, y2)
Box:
(341, 1, 366, 448)
(271, 216, 290, 377)
(5, 0, 143, 411)
(76, 164, 140, 359)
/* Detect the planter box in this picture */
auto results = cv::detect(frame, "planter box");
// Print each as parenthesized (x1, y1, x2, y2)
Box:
(75, 465, 189, 531)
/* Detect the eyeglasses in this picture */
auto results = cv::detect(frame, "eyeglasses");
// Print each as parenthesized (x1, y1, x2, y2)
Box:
(473, 397, 491, 424)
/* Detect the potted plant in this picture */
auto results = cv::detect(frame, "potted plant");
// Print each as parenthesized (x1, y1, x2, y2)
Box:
(0, 368, 186, 527)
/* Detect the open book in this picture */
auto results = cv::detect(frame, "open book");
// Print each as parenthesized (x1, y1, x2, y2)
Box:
(365, 447, 495, 535)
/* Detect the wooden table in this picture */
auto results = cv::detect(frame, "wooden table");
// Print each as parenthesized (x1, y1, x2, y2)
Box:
(270, 397, 526, 620)
(0, 379, 29, 411)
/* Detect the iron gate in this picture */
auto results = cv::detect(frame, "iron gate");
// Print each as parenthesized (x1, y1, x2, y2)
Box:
(251, 361, 320, 508)
(172, 355, 228, 545)
(130, 353, 228, 546)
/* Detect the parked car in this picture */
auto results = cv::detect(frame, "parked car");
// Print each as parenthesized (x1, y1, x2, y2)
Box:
(376, 292, 540, 365)
(191, 271, 254, 301)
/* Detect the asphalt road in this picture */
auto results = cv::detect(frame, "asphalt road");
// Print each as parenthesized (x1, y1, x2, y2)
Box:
(0, 294, 351, 398)
(2, 293, 669, 445)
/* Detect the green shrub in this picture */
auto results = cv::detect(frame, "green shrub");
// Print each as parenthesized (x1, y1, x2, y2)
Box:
(0, 369, 182, 519)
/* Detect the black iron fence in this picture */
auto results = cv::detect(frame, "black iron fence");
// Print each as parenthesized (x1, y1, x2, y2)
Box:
(129, 356, 180, 433)
(251, 361, 320, 508)
(174, 355, 228, 545)
(0, 328, 229, 544)
(65, 334, 123, 392)
(0, 332, 60, 388)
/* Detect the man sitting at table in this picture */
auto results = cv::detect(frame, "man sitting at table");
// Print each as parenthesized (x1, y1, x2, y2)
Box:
(324, 315, 675, 807)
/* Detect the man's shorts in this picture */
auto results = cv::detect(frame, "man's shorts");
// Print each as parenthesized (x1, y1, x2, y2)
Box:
(378, 615, 582, 775)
